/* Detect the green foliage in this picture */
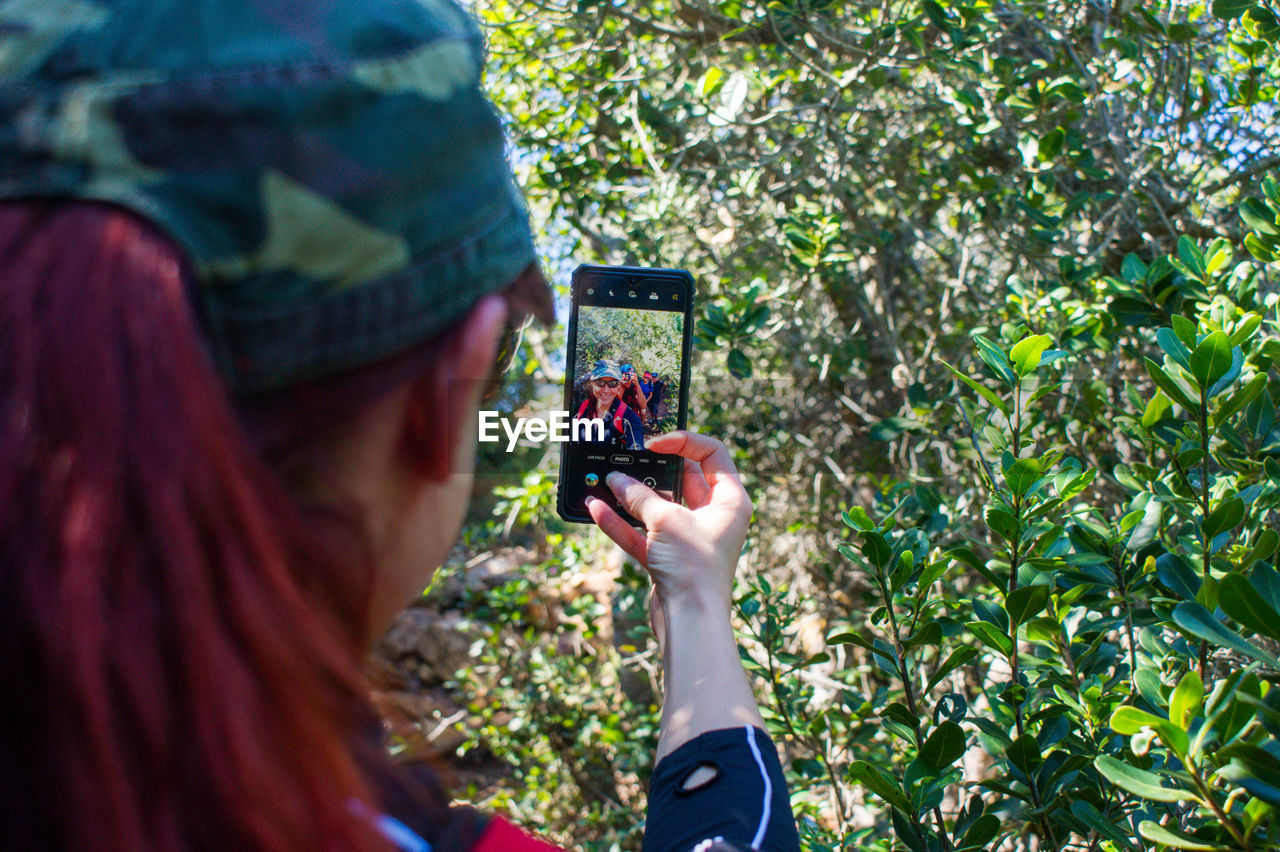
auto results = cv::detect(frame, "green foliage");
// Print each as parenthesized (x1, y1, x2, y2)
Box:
(452, 535, 661, 849)
(745, 295, 1280, 849)
(443, 0, 1280, 849)
(574, 305, 684, 383)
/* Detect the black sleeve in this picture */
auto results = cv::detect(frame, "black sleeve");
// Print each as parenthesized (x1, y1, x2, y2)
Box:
(643, 726, 799, 852)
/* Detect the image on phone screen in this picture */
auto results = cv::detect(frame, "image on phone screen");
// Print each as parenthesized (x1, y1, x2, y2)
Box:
(557, 264, 693, 526)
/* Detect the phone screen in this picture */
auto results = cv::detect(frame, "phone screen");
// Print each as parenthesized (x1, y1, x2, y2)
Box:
(557, 264, 693, 526)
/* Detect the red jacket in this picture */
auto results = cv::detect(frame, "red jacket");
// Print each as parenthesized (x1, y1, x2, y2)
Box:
(473, 816, 563, 851)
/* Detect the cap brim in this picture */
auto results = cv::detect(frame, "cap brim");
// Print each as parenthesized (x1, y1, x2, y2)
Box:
(501, 261, 555, 327)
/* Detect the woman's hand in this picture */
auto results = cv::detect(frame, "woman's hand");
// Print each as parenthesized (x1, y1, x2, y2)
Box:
(585, 430, 752, 615)
(586, 430, 764, 760)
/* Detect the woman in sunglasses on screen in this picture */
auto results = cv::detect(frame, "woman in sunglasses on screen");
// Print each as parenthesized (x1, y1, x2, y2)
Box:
(576, 360, 647, 451)
(0, 0, 798, 850)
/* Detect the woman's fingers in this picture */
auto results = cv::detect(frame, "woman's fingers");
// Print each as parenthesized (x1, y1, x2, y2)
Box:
(606, 471, 676, 529)
(681, 457, 712, 508)
(646, 431, 737, 482)
(646, 431, 749, 513)
(586, 496, 648, 564)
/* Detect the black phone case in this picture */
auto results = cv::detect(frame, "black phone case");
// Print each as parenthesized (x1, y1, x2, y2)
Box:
(556, 264, 695, 527)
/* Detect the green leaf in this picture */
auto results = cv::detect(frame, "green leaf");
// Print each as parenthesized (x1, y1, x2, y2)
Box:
(1222, 753, 1280, 806)
(727, 348, 752, 378)
(1170, 670, 1204, 730)
(1230, 313, 1264, 347)
(859, 531, 892, 568)
(1006, 584, 1049, 625)
(1010, 334, 1052, 375)
(1202, 497, 1244, 541)
(699, 67, 725, 97)
(904, 620, 942, 649)
(1221, 741, 1280, 776)
(842, 506, 874, 530)
(1158, 553, 1202, 601)
(849, 760, 910, 811)
(960, 815, 1001, 849)
(1005, 458, 1041, 495)
(1265, 178, 1280, 206)
(1208, 347, 1243, 397)
(1047, 79, 1086, 103)
(1138, 821, 1228, 850)
(1216, 373, 1267, 426)
(973, 334, 1018, 387)
(1094, 755, 1194, 802)
(1025, 616, 1060, 642)
(1172, 602, 1280, 668)
(1172, 315, 1197, 347)
(1189, 332, 1234, 390)
(1241, 197, 1280, 236)
(1207, 672, 1264, 744)
(1212, 0, 1255, 18)
(1037, 128, 1064, 161)
(922, 0, 951, 31)
(968, 621, 1013, 656)
(1242, 529, 1280, 568)
(1206, 240, 1233, 275)
(1142, 391, 1171, 429)
(1219, 573, 1280, 642)
(1122, 253, 1147, 284)
(946, 547, 1007, 589)
(825, 629, 898, 665)
(1125, 498, 1162, 552)
(1245, 232, 1277, 263)
(1069, 800, 1139, 851)
(919, 721, 967, 771)
(926, 646, 979, 693)
(883, 702, 919, 730)
(1110, 705, 1171, 735)
(985, 506, 1018, 541)
(1005, 733, 1042, 775)
(940, 359, 1009, 414)
(1157, 327, 1193, 372)
(1144, 358, 1197, 410)
(1178, 236, 1207, 280)
(892, 806, 927, 852)
(1254, 564, 1280, 611)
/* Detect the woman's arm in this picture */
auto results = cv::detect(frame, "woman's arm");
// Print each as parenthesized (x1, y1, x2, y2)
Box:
(650, 593, 763, 761)
(587, 432, 798, 851)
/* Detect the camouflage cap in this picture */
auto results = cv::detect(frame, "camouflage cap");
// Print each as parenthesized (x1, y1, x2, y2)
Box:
(0, 0, 551, 395)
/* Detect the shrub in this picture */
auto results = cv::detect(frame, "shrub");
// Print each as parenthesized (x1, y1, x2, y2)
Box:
(744, 225, 1280, 850)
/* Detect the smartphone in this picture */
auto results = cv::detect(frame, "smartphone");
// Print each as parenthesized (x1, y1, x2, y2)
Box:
(557, 264, 694, 526)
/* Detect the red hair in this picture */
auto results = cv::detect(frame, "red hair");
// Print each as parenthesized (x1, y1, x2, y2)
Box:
(0, 201, 416, 849)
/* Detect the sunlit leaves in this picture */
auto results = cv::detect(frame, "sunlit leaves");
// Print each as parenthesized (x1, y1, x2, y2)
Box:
(1095, 755, 1195, 802)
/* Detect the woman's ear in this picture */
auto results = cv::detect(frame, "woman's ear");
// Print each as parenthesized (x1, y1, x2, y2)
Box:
(400, 296, 508, 481)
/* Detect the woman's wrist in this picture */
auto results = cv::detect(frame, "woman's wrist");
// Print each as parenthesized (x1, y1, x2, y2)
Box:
(661, 586, 731, 623)
(655, 591, 765, 762)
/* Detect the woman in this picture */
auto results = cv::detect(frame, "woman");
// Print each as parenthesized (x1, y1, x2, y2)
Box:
(577, 361, 647, 450)
(0, 1, 798, 850)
